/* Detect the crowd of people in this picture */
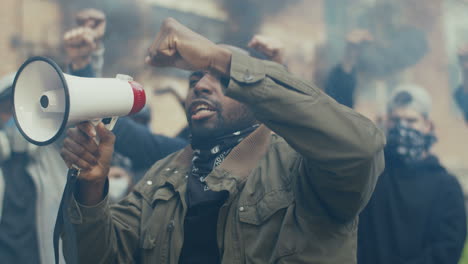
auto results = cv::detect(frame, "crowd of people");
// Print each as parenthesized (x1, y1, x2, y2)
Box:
(0, 6, 467, 264)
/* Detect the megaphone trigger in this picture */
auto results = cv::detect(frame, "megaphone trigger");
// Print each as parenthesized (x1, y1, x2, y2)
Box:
(88, 117, 118, 145)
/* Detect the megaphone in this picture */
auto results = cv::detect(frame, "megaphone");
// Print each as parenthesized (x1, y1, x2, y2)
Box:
(12, 56, 146, 146)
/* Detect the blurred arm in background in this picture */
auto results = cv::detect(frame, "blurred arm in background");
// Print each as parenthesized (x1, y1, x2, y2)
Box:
(64, 10, 187, 177)
(75, 8, 106, 77)
(248, 35, 286, 65)
(456, 44, 468, 123)
(64, 8, 106, 77)
(325, 29, 373, 108)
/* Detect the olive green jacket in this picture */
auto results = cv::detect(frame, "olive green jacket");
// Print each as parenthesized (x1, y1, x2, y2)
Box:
(64, 51, 386, 263)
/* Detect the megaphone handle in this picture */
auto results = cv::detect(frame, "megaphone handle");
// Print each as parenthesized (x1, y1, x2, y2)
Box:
(89, 117, 119, 144)
(53, 168, 80, 264)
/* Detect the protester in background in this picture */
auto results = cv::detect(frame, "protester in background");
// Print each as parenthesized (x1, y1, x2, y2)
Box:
(456, 44, 468, 123)
(66, 8, 106, 77)
(358, 84, 466, 264)
(65, 10, 188, 183)
(60, 18, 385, 263)
(0, 73, 43, 264)
(325, 29, 373, 108)
(0, 9, 109, 264)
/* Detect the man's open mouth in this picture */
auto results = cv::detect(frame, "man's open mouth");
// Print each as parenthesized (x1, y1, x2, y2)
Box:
(189, 100, 217, 121)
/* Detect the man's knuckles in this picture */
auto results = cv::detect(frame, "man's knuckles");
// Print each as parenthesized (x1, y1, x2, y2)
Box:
(63, 138, 91, 157)
(60, 148, 91, 170)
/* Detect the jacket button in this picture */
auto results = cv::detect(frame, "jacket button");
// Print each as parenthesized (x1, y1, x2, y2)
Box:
(243, 70, 254, 82)
(146, 180, 153, 185)
(239, 206, 245, 212)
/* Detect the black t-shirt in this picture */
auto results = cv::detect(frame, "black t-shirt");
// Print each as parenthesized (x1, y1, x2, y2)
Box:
(178, 199, 225, 264)
(0, 153, 40, 263)
(179, 125, 258, 264)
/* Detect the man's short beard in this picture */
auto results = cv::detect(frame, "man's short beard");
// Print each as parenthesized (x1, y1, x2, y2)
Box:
(189, 111, 226, 142)
(188, 105, 257, 144)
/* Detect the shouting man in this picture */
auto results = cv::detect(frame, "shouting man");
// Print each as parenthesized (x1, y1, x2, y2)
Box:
(60, 18, 385, 263)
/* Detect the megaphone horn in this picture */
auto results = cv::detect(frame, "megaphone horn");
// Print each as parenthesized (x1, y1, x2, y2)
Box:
(13, 56, 146, 146)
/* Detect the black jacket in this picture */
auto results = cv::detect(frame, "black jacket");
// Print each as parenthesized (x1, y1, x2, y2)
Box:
(358, 152, 466, 264)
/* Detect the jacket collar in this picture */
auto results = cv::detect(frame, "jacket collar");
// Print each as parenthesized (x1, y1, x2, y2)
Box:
(154, 125, 271, 199)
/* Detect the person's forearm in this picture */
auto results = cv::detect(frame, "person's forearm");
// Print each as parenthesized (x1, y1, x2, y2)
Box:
(341, 47, 358, 74)
(210, 45, 232, 77)
(68, 62, 95, 77)
(64, 189, 141, 263)
(75, 178, 106, 206)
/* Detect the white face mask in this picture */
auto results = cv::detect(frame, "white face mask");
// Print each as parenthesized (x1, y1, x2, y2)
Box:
(108, 177, 130, 202)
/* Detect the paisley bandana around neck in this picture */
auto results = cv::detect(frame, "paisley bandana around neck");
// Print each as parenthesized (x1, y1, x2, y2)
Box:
(187, 124, 260, 208)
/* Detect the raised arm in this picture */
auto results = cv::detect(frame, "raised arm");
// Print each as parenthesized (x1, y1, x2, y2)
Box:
(325, 29, 372, 108)
(225, 51, 385, 222)
(145, 18, 385, 223)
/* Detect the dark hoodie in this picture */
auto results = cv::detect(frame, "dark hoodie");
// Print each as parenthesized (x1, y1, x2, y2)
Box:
(358, 151, 466, 264)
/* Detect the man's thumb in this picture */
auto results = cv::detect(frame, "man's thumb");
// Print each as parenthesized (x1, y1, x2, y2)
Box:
(96, 122, 115, 146)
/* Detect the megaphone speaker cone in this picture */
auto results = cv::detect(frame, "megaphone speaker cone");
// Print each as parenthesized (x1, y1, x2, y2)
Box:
(13, 56, 70, 146)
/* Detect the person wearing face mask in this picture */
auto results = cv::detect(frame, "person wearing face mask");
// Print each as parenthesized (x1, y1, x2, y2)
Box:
(358, 84, 467, 264)
(108, 165, 133, 203)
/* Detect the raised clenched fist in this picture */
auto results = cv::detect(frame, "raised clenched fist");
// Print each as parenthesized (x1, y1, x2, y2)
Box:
(76, 8, 106, 41)
(64, 27, 97, 70)
(145, 18, 232, 76)
(248, 35, 285, 64)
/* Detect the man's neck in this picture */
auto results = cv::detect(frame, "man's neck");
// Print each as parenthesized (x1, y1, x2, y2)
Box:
(190, 124, 259, 151)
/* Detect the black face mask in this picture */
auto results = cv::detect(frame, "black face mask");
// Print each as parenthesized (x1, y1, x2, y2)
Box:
(386, 121, 437, 164)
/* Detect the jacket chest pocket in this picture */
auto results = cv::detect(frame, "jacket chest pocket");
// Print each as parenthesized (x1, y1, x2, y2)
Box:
(238, 188, 294, 225)
(237, 188, 299, 262)
(140, 187, 179, 263)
